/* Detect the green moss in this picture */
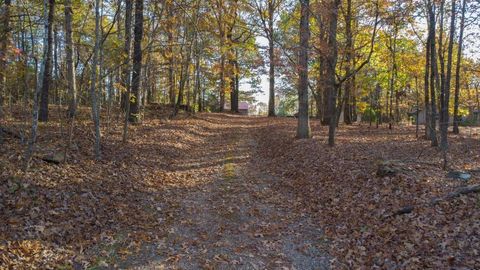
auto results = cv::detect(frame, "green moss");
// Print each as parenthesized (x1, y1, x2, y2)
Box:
(223, 162, 235, 180)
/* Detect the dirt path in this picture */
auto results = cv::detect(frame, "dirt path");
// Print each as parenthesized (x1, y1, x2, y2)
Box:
(4, 112, 480, 268)
(118, 115, 330, 269)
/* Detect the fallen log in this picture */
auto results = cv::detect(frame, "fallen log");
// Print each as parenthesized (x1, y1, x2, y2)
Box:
(376, 160, 405, 177)
(430, 184, 480, 204)
(392, 205, 414, 216)
(386, 184, 480, 219)
(41, 152, 66, 164)
(0, 127, 21, 139)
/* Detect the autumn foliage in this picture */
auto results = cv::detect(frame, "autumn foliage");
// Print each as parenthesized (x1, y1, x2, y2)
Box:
(256, 118, 480, 268)
(2, 111, 480, 268)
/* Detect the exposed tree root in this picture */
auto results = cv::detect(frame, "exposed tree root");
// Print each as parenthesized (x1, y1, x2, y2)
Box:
(387, 184, 480, 218)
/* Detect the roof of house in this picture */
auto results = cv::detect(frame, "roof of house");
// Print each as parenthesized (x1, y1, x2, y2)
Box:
(239, 102, 249, 110)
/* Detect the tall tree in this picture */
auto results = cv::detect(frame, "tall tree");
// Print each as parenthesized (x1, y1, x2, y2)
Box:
(440, 0, 456, 169)
(453, 0, 466, 134)
(427, 0, 438, 146)
(166, 1, 176, 105)
(0, 0, 11, 143)
(424, 28, 432, 139)
(385, 17, 399, 129)
(129, 0, 144, 123)
(297, 0, 311, 139)
(0, 0, 10, 112)
(122, 0, 133, 142)
(90, 0, 102, 159)
(39, 0, 55, 122)
(252, 0, 282, 116)
(25, 0, 50, 169)
(210, 0, 232, 112)
(325, 0, 340, 146)
(64, 0, 77, 161)
(342, 0, 354, 124)
(65, 0, 77, 117)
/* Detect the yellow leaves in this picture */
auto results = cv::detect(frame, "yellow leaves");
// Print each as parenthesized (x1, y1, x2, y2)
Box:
(129, 93, 136, 103)
(117, 248, 132, 256)
(113, 82, 126, 93)
(0, 240, 63, 269)
(14, 241, 42, 256)
(357, 101, 368, 113)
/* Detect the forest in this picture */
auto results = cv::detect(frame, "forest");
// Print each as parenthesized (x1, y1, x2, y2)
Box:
(1, 0, 480, 268)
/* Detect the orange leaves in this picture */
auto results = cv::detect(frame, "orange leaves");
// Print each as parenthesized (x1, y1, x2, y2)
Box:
(2, 110, 480, 268)
(256, 118, 480, 268)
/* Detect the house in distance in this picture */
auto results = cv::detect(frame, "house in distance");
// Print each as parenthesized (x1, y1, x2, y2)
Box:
(224, 101, 249, 115)
(239, 102, 249, 115)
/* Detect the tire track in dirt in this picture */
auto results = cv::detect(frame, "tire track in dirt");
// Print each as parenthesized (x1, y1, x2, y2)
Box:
(117, 114, 330, 269)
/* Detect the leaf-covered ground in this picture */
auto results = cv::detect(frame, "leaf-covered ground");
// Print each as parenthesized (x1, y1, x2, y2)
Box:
(1, 110, 479, 269)
(255, 118, 480, 269)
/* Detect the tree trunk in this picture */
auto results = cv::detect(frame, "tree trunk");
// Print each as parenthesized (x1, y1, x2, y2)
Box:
(296, 0, 311, 139)
(64, 0, 78, 162)
(129, 0, 143, 123)
(415, 76, 419, 137)
(230, 51, 239, 113)
(440, 0, 456, 169)
(39, 0, 55, 122)
(388, 30, 397, 129)
(475, 83, 480, 112)
(389, 61, 396, 128)
(453, 0, 466, 134)
(314, 53, 323, 120)
(343, 0, 353, 124)
(121, 1, 133, 111)
(0, 0, 11, 143)
(315, 74, 323, 120)
(175, 47, 191, 114)
(424, 33, 431, 139)
(90, 0, 102, 159)
(115, 0, 122, 110)
(235, 60, 239, 111)
(219, 42, 226, 112)
(428, 0, 438, 146)
(326, 0, 340, 146)
(65, 0, 77, 118)
(267, 6, 275, 117)
(145, 14, 156, 105)
(53, 25, 59, 105)
(193, 40, 201, 113)
(167, 2, 176, 105)
(175, 21, 195, 115)
(25, 0, 48, 170)
(230, 63, 236, 112)
(122, 0, 133, 142)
